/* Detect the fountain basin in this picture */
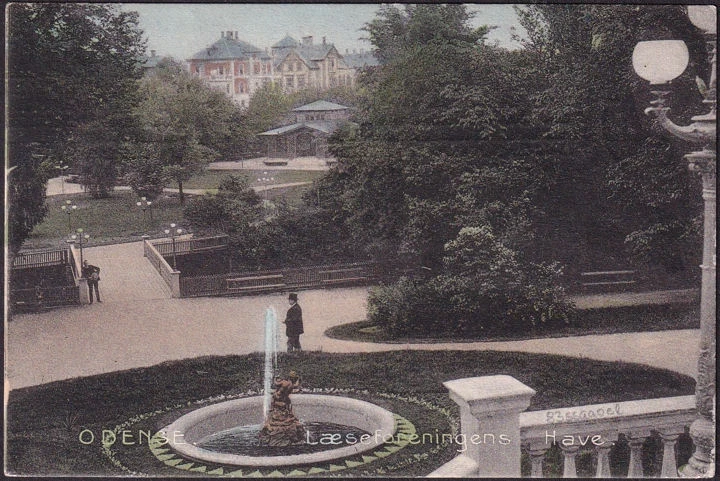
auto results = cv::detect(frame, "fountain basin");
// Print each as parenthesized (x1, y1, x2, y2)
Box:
(161, 395, 396, 467)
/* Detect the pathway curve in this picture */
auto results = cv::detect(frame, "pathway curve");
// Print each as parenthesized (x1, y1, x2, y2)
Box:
(7, 260, 700, 392)
(46, 177, 310, 197)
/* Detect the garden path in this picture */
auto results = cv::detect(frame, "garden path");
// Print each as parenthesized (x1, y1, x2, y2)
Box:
(6, 239, 701, 391)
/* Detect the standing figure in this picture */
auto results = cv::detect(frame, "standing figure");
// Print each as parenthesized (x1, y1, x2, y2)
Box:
(283, 292, 303, 352)
(82, 260, 101, 303)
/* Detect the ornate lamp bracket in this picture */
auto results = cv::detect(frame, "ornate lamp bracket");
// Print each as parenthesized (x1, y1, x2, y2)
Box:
(644, 91, 717, 146)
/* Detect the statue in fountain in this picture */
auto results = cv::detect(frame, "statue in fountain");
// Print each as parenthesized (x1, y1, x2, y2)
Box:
(258, 371, 307, 446)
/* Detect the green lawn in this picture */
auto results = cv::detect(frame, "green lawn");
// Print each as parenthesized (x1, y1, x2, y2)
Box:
(326, 303, 700, 344)
(5, 351, 694, 477)
(22, 170, 324, 251)
(23, 191, 187, 250)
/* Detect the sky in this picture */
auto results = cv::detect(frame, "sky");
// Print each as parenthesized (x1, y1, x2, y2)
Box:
(121, 3, 526, 61)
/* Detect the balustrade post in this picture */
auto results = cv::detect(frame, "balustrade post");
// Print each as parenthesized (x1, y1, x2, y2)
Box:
(594, 432, 618, 478)
(560, 444, 579, 478)
(526, 441, 549, 478)
(443, 375, 535, 477)
(627, 430, 651, 478)
(658, 428, 683, 478)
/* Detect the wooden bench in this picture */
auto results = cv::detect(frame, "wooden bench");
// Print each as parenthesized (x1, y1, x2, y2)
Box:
(319, 267, 369, 285)
(580, 270, 636, 291)
(226, 274, 286, 293)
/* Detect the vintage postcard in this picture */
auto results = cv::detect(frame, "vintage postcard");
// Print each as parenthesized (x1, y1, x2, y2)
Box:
(5, 2, 715, 478)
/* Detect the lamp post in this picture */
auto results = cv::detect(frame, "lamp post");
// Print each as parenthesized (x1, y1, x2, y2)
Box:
(61, 200, 77, 231)
(163, 223, 183, 270)
(257, 171, 275, 202)
(136, 197, 153, 230)
(70, 228, 90, 267)
(633, 5, 716, 477)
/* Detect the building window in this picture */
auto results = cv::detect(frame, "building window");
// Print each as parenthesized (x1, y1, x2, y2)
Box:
(285, 76, 294, 88)
(330, 59, 335, 70)
(219, 66, 224, 75)
(254, 63, 261, 75)
(297, 75, 306, 88)
(295, 61, 301, 71)
(288, 62, 294, 72)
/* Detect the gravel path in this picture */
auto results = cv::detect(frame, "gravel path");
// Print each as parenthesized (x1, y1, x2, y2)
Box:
(6, 240, 701, 391)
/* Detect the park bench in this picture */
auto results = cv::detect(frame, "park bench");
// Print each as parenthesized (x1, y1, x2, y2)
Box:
(226, 274, 286, 293)
(580, 270, 636, 292)
(319, 267, 369, 286)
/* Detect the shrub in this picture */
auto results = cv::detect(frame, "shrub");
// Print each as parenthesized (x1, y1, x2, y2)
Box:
(367, 226, 575, 337)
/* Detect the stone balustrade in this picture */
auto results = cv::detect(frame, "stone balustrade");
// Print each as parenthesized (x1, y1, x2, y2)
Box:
(521, 395, 695, 478)
(428, 376, 696, 478)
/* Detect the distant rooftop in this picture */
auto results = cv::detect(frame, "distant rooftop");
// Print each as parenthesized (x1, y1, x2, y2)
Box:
(188, 31, 267, 61)
(343, 51, 380, 68)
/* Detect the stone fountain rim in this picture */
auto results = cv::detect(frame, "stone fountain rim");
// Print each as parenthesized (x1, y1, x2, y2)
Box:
(160, 394, 397, 468)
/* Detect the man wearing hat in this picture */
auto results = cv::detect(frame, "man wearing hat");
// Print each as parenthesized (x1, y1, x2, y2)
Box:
(283, 293, 304, 352)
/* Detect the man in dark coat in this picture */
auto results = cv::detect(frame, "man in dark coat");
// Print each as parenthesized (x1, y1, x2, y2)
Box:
(283, 292, 303, 352)
(82, 260, 101, 303)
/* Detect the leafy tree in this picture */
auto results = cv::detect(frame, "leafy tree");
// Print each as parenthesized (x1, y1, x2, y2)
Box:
(129, 59, 243, 203)
(184, 174, 261, 234)
(6, 3, 145, 253)
(514, 4, 706, 272)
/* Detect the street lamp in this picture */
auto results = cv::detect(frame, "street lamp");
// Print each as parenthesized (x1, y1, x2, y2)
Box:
(60, 200, 77, 231)
(163, 223, 183, 270)
(633, 5, 716, 477)
(257, 171, 275, 202)
(70, 228, 90, 267)
(136, 197, 153, 230)
(56, 162, 69, 194)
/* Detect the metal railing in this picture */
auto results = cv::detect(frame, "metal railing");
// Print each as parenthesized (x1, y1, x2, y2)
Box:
(13, 249, 69, 269)
(12, 285, 80, 312)
(180, 261, 378, 297)
(152, 235, 228, 256)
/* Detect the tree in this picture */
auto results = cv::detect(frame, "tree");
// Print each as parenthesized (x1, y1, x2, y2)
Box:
(128, 59, 244, 203)
(7, 3, 145, 253)
(514, 4, 706, 273)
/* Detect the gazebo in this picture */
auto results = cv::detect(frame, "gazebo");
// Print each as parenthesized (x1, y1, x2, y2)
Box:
(258, 100, 350, 160)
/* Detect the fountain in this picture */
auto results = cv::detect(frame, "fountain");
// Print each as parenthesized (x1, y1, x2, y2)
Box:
(159, 307, 397, 467)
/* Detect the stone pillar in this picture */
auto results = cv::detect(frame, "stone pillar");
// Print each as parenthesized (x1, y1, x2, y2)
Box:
(170, 271, 181, 298)
(443, 375, 536, 477)
(78, 278, 90, 304)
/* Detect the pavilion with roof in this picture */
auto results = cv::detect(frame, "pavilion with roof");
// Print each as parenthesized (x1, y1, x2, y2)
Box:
(258, 100, 351, 160)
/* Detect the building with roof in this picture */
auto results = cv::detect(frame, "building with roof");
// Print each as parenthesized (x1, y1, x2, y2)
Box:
(272, 35, 356, 92)
(188, 32, 378, 106)
(187, 31, 275, 107)
(258, 100, 351, 160)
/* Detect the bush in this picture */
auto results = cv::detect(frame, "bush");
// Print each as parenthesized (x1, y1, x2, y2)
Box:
(367, 277, 449, 336)
(367, 226, 575, 337)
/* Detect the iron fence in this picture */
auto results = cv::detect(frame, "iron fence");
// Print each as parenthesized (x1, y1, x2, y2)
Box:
(180, 261, 379, 297)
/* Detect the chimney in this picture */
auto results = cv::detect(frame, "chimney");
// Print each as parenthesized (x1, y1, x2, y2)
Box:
(221, 31, 224, 38)
(226, 31, 233, 39)
(235, 31, 238, 40)
(151, 50, 156, 57)
(302, 36, 312, 46)
(322, 36, 326, 45)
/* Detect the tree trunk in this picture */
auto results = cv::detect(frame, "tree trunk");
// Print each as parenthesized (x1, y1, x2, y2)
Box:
(178, 180, 184, 204)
